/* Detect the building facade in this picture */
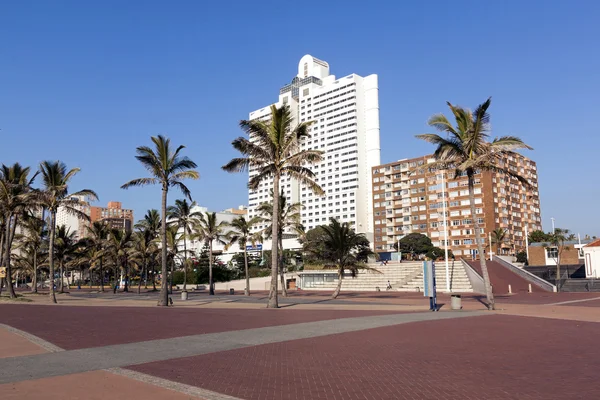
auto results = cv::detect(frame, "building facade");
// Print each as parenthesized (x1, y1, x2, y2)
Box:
(90, 201, 134, 233)
(372, 153, 542, 259)
(55, 195, 90, 241)
(247, 55, 381, 240)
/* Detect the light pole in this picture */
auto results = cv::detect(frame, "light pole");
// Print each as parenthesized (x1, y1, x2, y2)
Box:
(525, 224, 529, 262)
(440, 172, 450, 292)
(551, 217, 555, 234)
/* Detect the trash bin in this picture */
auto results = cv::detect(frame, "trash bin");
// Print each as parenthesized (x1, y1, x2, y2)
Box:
(451, 294, 462, 310)
(181, 291, 188, 301)
(229, 288, 235, 295)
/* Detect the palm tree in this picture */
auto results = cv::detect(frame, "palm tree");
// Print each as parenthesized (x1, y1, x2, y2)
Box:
(38, 161, 97, 303)
(107, 228, 133, 293)
(0, 163, 37, 298)
(130, 229, 157, 294)
(167, 199, 201, 291)
(491, 228, 507, 256)
(85, 221, 110, 291)
(17, 212, 46, 293)
(135, 209, 161, 290)
(121, 135, 199, 307)
(225, 215, 261, 295)
(165, 224, 182, 293)
(53, 225, 78, 293)
(315, 219, 374, 299)
(256, 190, 303, 297)
(416, 98, 532, 310)
(193, 212, 227, 295)
(548, 228, 570, 291)
(222, 104, 324, 308)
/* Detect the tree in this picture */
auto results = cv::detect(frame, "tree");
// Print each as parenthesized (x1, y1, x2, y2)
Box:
(134, 209, 161, 291)
(528, 230, 551, 243)
(130, 229, 158, 294)
(256, 190, 303, 297)
(0, 163, 37, 298)
(394, 233, 433, 259)
(545, 228, 570, 291)
(308, 219, 374, 299)
(193, 212, 227, 295)
(53, 225, 78, 293)
(165, 224, 182, 293)
(416, 98, 532, 310)
(222, 104, 324, 308)
(121, 135, 199, 306)
(38, 161, 97, 303)
(107, 228, 133, 293)
(167, 199, 201, 291)
(17, 212, 46, 293)
(491, 228, 507, 255)
(84, 221, 110, 291)
(225, 215, 261, 295)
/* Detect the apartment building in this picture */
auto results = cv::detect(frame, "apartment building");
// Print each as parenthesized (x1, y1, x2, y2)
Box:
(55, 195, 90, 240)
(247, 55, 381, 240)
(90, 201, 134, 232)
(372, 153, 542, 258)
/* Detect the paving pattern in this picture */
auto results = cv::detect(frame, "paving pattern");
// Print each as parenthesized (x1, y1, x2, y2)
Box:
(130, 314, 600, 400)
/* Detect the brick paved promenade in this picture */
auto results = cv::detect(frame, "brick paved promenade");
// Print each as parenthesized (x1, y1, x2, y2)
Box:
(1, 290, 599, 399)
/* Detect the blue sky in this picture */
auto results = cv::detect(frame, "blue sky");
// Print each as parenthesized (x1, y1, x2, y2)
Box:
(1, 1, 599, 236)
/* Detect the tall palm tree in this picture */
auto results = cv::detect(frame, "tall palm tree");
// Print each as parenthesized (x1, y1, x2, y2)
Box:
(121, 135, 199, 306)
(135, 209, 161, 290)
(0, 163, 37, 298)
(225, 215, 261, 295)
(167, 199, 201, 291)
(193, 212, 227, 295)
(416, 98, 532, 310)
(222, 104, 324, 308)
(38, 161, 97, 303)
(256, 190, 303, 297)
(53, 225, 78, 293)
(491, 228, 507, 256)
(107, 228, 133, 293)
(85, 221, 110, 291)
(314, 219, 374, 299)
(17, 212, 46, 293)
(165, 224, 182, 293)
(130, 229, 157, 294)
(549, 228, 570, 291)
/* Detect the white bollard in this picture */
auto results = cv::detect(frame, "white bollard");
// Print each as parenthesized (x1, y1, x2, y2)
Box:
(528, 284, 532, 293)
(508, 284, 512, 294)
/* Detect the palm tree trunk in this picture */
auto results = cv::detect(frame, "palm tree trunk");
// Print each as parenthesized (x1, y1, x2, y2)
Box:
(158, 186, 169, 306)
(208, 241, 214, 295)
(32, 248, 38, 293)
(124, 262, 129, 292)
(99, 257, 104, 292)
(468, 172, 494, 310)
(49, 211, 57, 303)
(183, 239, 187, 291)
(59, 261, 65, 293)
(244, 247, 250, 296)
(267, 174, 280, 308)
(152, 263, 157, 291)
(169, 258, 174, 294)
(3, 215, 17, 298)
(332, 268, 343, 299)
(138, 263, 143, 294)
(279, 237, 287, 297)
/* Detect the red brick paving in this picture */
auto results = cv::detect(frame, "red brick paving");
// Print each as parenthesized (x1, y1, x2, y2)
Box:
(129, 314, 600, 400)
(0, 304, 404, 350)
(467, 260, 548, 293)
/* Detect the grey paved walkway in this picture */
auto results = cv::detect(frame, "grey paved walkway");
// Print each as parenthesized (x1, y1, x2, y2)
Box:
(0, 310, 486, 384)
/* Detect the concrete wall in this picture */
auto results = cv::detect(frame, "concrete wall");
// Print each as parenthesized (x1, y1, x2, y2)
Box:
(529, 245, 581, 266)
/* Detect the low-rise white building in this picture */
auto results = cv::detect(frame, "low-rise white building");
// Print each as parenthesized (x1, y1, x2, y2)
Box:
(583, 238, 600, 278)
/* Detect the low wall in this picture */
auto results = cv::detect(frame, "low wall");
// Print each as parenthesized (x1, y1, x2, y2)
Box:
(461, 259, 485, 294)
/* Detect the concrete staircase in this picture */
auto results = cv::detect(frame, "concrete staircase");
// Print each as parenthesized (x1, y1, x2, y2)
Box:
(401, 261, 474, 293)
(308, 262, 423, 292)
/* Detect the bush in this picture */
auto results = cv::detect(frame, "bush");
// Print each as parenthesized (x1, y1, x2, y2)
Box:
(516, 251, 528, 265)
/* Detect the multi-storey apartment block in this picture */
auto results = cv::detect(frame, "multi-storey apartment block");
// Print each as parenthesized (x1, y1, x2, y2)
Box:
(90, 201, 134, 232)
(372, 153, 542, 258)
(247, 55, 381, 240)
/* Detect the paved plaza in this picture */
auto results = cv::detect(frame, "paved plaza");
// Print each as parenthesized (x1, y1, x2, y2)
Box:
(1, 290, 600, 399)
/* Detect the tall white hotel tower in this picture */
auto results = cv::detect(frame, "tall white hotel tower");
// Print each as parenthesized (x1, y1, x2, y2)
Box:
(247, 55, 381, 241)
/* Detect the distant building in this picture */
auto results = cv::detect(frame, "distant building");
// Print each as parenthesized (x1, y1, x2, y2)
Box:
(90, 201, 134, 233)
(55, 195, 90, 240)
(372, 153, 542, 259)
(528, 240, 591, 266)
(583, 238, 600, 278)
(221, 206, 248, 216)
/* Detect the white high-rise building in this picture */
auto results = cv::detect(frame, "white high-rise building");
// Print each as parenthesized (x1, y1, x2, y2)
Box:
(247, 55, 381, 240)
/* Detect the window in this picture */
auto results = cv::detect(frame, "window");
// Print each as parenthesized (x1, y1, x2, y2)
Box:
(546, 247, 558, 259)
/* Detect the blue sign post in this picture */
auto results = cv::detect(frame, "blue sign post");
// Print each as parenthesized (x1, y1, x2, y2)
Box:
(246, 244, 263, 251)
(423, 260, 438, 311)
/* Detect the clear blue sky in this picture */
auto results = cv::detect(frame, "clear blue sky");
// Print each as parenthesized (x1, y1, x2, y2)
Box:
(1, 1, 599, 236)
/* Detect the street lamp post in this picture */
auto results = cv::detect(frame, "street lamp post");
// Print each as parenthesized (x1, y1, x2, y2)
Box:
(551, 217, 556, 234)
(440, 172, 450, 292)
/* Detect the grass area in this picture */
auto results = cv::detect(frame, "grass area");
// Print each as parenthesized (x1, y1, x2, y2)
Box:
(0, 295, 33, 302)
